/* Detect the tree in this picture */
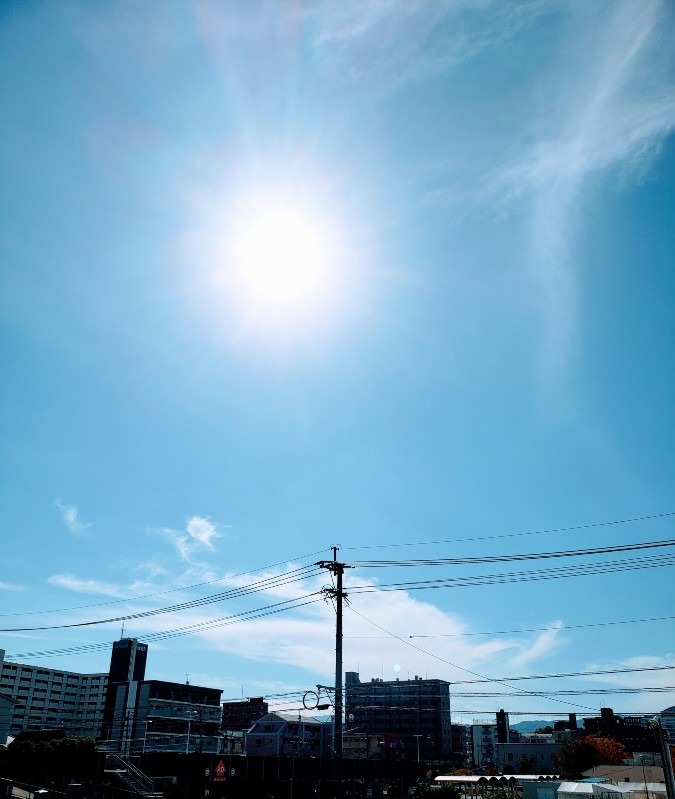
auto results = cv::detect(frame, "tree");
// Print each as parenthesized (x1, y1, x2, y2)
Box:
(0, 736, 101, 784)
(553, 736, 629, 779)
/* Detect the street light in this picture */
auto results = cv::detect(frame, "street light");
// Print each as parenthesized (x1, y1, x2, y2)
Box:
(186, 710, 199, 754)
(143, 719, 153, 754)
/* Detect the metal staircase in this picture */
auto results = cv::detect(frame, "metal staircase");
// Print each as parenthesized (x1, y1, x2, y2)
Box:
(104, 755, 162, 798)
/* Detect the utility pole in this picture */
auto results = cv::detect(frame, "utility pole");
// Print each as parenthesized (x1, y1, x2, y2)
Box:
(317, 547, 352, 759)
(653, 719, 675, 799)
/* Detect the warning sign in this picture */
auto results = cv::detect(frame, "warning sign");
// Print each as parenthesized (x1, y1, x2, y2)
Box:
(213, 761, 227, 783)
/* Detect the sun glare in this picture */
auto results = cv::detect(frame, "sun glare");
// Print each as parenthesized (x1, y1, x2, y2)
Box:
(230, 199, 336, 319)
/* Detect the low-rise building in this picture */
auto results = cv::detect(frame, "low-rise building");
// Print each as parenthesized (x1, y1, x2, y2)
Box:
(472, 720, 499, 768)
(106, 678, 222, 755)
(222, 697, 268, 735)
(245, 711, 328, 757)
(583, 709, 659, 754)
(496, 740, 561, 774)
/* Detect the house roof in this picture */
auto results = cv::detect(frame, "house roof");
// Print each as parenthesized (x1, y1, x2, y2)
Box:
(558, 782, 596, 794)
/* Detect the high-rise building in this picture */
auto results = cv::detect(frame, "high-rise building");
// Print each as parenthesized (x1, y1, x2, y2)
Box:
(102, 638, 148, 740)
(344, 671, 452, 760)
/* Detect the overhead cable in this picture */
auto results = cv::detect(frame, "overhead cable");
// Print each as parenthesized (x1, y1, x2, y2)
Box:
(344, 511, 675, 550)
(351, 538, 675, 567)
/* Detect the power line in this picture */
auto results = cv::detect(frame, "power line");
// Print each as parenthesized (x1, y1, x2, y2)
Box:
(449, 687, 675, 696)
(6, 593, 325, 660)
(0, 547, 331, 618)
(351, 538, 675, 567)
(343, 511, 675, 551)
(450, 664, 675, 684)
(0, 565, 324, 632)
(346, 605, 597, 712)
(347, 552, 675, 592)
(407, 613, 675, 638)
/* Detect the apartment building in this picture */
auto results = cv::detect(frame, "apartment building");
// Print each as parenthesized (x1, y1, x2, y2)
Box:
(0, 648, 107, 741)
(345, 671, 452, 759)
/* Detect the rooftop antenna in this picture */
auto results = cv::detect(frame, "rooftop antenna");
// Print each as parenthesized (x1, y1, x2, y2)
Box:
(121, 623, 125, 639)
(186, 672, 190, 685)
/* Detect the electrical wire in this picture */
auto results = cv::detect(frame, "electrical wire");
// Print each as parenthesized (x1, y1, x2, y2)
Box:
(6, 593, 325, 660)
(347, 552, 675, 593)
(343, 511, 675, 551)
(407, 613, 675, 638)
(351, 538, 675, 567)
(450, 664, 675, 684)
(0, 565, 325, 632)
(346, 605, 597, 712)
(0, 547, 332, 618)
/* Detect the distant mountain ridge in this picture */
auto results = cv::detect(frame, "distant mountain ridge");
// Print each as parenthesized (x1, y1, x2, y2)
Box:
(510, 720, 551, 733)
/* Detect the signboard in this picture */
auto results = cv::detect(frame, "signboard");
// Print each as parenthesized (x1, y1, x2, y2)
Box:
(213, 761, 227, 783)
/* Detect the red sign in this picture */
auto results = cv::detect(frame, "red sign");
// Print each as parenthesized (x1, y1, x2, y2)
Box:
(213, 761, 226, 783)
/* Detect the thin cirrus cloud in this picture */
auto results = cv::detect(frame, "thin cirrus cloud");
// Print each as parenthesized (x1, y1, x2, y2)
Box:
(0, 581, 23, 592)
(55, 500, 93, 539)
(485, 1, 675, 379)
(308, 0, 548, 88)
(47, 574, 126, 598)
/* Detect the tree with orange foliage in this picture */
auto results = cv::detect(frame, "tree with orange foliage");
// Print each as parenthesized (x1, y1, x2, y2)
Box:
(553, 736, 630, 779)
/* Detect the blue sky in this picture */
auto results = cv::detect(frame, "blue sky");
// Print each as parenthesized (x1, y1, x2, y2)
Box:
(2, 0, 675, 724)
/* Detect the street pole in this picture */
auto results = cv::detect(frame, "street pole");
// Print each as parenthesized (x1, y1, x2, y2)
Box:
(335, 556, 344, 759)
(317, 547, 352, 760)
(654, 720, 675, 799)
(186, 710, 197, 754)
(413, 734, 422, 762)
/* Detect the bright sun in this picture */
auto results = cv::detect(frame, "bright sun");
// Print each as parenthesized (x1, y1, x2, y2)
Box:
(230, 198, 336, 319)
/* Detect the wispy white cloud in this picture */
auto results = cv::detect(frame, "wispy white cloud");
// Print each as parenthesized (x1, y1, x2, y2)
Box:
(48, 573, 126, 597)
(55, 500, 93, 539)
(186, 515, 219, 548)
(484, 1, 675, 381)
(503, 621, 565, 670)
(0, 581, 23, 591)
(584, 654, 675, 689)
(309, 0, 549, 88)
(116, 567, 553, 697)
(153, 515, 225, 569)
